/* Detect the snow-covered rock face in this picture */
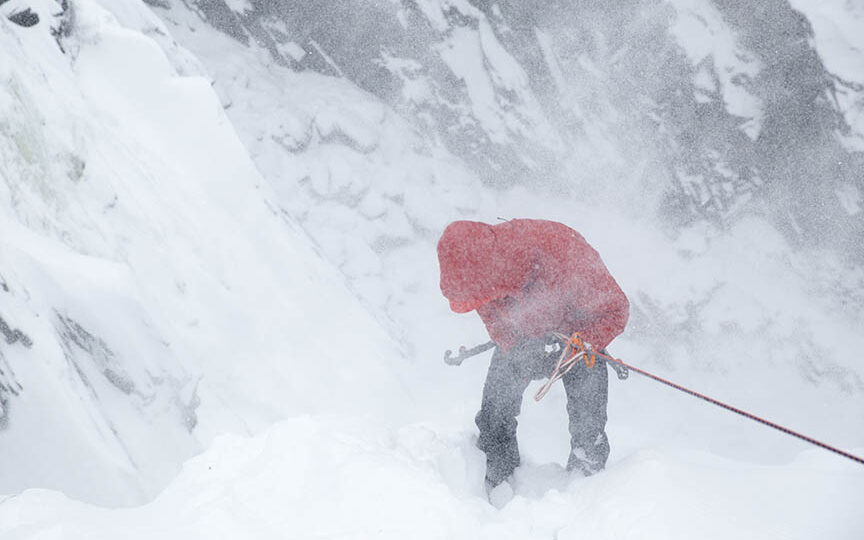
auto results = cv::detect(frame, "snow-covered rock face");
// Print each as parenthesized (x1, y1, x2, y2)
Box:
(179, 0, 864, 246)
(149, 0, 864, 390)
(0, 0, 409, 504)
(142, 1, 864, 358)
(1, 0, 863, 534)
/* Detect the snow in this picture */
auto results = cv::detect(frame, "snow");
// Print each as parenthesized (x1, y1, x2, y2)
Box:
(433, 11, 555, 147)
(788, 0, 864, 150)
(2, 416, 862, 539)
(224, 0, 252, 15)
(667, 0, 764, 139)
(1, 0, 863, 537)
(836, 183, 862, 216)
(0, 0, 410, 504)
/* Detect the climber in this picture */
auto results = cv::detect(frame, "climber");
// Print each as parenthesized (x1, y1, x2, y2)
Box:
(437, 219, 629, 492)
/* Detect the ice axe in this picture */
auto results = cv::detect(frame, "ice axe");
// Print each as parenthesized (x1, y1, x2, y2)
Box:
(444, 341, 496, 366)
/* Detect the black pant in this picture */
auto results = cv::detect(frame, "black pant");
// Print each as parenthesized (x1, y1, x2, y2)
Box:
(475, 338, 610, 486)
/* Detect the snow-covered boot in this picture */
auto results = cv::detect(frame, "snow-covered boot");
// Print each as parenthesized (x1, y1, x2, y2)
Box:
(566, 447, 604, 477)
(485, 478, 514, 508)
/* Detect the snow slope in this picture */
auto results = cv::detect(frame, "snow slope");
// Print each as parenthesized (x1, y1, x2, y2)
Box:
(0, 0, 409, 504)
(149, 0, 864, 462)
(2, 416, 862, 539)
(1, 0, 863, 537)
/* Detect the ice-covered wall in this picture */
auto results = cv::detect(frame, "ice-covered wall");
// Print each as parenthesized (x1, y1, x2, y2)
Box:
(0, 0, 409, 504)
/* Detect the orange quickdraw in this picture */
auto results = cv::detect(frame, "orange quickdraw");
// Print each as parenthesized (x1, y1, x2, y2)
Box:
(565, 332, 595, 368)
(535, 332, 596, 401)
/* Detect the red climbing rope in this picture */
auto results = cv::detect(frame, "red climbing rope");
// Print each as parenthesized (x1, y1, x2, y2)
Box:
(536, 332, 864, 467)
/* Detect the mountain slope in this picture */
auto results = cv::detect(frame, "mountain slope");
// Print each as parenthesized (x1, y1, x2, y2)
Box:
(0, 0, 862, 536)
(0, 0, 409, 504)
(179, 0, 864, 251)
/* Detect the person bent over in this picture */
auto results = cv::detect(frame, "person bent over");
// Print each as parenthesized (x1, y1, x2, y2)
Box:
(437, 219, 628, 489)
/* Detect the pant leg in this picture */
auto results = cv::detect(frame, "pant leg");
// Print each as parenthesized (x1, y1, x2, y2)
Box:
(475, 345, 531, 487)
(563, 357, 610, 474)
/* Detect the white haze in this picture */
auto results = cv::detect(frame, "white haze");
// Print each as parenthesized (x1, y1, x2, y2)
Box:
(0, 0, 862, 538)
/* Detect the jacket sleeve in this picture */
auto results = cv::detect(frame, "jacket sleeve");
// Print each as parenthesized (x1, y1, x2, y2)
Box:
(571, 261, 630, 351)
(578, 293, 629, 351)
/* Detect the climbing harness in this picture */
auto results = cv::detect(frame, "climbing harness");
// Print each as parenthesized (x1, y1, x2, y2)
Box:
(534, 332, 617, 401)
(444, 334, 626, 379)
(444, 332, 863, 466)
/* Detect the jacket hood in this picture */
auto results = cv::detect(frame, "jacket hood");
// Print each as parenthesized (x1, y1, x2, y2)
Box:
(437, 220, 528, 312)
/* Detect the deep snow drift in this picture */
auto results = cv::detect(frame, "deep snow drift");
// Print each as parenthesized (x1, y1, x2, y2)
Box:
(3, 417, 863, 539)
(1, 0, 863, 538)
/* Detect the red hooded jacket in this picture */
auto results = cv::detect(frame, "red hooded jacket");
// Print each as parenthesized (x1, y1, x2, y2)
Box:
(437, 219, 629, 352)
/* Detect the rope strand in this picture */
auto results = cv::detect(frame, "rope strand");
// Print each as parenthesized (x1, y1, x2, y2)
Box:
(535, 332, 864, 466)
(601, 350, 864, 467)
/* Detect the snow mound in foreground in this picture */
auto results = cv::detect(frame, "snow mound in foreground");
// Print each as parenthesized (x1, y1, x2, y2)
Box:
(2, 416, 861, 540)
